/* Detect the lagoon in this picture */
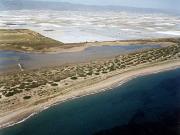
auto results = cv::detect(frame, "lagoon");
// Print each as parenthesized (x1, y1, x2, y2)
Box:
(0, 44, 161, 73)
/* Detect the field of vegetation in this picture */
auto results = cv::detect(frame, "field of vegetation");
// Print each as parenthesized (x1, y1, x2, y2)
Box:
(0, 29, 64, 51)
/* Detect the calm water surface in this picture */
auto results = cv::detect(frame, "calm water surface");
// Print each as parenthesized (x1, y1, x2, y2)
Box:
(0, 45, 161, 72)
(0, 68, 179, 135)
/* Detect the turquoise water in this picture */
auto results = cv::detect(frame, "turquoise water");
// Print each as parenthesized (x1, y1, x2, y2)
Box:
(0, 68, 179, 135)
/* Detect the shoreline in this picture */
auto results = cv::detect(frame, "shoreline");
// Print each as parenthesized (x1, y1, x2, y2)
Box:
(0, 37, 177, 54)
(0, 60, 180, 130)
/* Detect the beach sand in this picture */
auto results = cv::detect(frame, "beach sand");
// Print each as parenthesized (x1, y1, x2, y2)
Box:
(0, 59, 180, 129)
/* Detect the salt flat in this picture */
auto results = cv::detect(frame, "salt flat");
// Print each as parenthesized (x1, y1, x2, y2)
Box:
(0, 10, 180, 43)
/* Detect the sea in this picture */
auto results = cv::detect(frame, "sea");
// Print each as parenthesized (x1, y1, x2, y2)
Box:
(0, 68, 179, 135)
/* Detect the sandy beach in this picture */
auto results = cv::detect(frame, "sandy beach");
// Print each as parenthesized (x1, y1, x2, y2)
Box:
(0, 59, 180, 129)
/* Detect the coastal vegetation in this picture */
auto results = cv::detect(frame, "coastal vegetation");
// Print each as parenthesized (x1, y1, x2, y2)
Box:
(0, 37, 179, 129)
(23, 96, 31, 100)
(0, 39, 179, 99)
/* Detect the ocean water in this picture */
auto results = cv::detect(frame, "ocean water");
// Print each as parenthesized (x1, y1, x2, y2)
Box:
(0, 68, 180, 135)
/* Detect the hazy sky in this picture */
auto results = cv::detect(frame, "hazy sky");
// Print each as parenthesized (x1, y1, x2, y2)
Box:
(36, 0, 180, 11)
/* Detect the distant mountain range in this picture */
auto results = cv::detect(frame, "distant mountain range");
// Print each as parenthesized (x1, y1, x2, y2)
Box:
(0, 0, 177, 15)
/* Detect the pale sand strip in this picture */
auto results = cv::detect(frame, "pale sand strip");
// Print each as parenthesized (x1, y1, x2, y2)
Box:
(0, 60, 180, 129)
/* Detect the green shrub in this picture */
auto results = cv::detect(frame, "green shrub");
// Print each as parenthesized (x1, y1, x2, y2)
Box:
(5, 92, 14, 97)
(102, 71, 107, 74)
(51, 83, 58, 86)
(53, 77, 61, 82)
(71, 76, 78, 80)
(23, 96, 31, 100)
(95, 72, 100, 75)
(86, 72, 93, 76)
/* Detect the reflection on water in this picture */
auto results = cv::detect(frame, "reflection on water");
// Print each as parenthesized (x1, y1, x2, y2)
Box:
(0, 45, 161, 72)
(0, 51, 30, 71)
